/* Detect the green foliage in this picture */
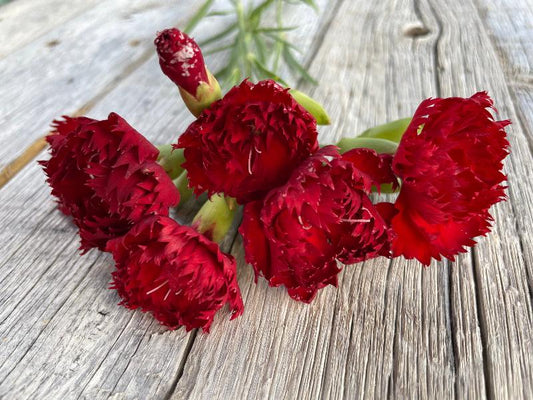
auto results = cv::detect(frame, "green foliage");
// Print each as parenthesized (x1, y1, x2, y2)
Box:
(185, 0, 318, 89)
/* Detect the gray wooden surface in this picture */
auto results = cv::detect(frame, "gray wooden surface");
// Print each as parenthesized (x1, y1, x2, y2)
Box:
(0, 0, 532, 399)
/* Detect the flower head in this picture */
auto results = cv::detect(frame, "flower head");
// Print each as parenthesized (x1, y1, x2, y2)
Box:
(388, 92, 510, 265)
(177, 79, 319, 204)
(108, 216, 243, 332)
(41, 113, 179, 252)
(239, 147, 390, 302)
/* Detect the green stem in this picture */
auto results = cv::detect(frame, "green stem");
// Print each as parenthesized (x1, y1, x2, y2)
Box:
(236, 0, 252, 78)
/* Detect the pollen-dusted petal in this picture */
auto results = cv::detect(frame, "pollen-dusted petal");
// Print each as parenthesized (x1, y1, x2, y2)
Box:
(176, 79, 319, 203)
(154, 28, 209, 95)
(389, 92, 510, 265)
(108, 216, 243, 332)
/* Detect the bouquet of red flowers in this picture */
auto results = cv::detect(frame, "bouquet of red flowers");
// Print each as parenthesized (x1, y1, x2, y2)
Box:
(41, 28, 509, 332)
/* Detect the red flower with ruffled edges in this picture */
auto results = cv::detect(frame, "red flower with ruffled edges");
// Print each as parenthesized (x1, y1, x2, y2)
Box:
(154, 28, 208, 95)
(108, 215, 243, 332)
(176, 79, 319, 203)
(41, 113, 179, 252)
(385, 92, 510, 265)
(239, 146, 390, 302)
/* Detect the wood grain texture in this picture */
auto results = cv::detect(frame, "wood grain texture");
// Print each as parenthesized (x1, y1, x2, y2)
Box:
(0, 0, 532, 399)
(0, 0, 197, 170)
(0, 0, 104, 58)
(426, 0, 533, 398)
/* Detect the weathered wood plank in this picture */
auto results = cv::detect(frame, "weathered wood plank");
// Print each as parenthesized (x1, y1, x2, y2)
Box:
(0, 1, 339, 398)
(474, 0, 533, 313)
(0, 67, 193, 400)
(0, 0, 104, 58)
(426, 0, 533, 398)
(0, 0, 196, 170)
(1, 0, 531, 398)
(473, 0, 533, 83)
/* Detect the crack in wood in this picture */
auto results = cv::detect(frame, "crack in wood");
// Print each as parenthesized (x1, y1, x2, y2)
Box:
(470, 250, 493, 400)
(162, 329, 198, 400)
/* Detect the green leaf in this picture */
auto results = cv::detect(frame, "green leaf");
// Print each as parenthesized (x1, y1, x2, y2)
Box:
(184, 0, 215, 34)
(282, 46, 318, 85)
(358, 118, 412, 143)
(252, 58, 288, 85)
(289, 89, 330, 125)
(336, 137, 399, 154)
(206, 10, 233, 17)
(252, 35, 267, 63)
(262, 32, 301, 51)
(297, 0, 319, 11)
(249, 0, 276, 23)
(199, 22, 238, 47)
(204, 44, 234, 56)
(254, 26, 298, 33)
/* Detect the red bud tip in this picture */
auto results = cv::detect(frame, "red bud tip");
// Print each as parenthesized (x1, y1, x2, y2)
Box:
(154, 28, 209, 95)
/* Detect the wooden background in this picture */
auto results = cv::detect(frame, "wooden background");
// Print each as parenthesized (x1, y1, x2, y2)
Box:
(0, 0, 532, 399)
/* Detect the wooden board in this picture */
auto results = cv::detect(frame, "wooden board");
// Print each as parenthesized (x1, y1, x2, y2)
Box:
(0, 0, 198, 169)
(0, 0, 532, 398)
(0, 0, 104, 58)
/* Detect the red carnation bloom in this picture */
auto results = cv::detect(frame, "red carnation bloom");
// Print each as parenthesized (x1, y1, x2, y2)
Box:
(154, 28, 208, 95)
(176, 79, 319, 204)
(387, 92, 510, 265)
(239, 147, 390, 303)
(108, 216, 243, 332)
(41, 113, 179, 252)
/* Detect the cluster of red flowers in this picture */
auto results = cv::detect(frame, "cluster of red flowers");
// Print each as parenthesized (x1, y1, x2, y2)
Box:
(42, 28, 509, 332)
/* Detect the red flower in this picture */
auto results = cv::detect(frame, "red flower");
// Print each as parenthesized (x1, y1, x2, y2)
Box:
(108, 216, 243, 332)
(339, 147, 398, 262)
(239, 147, 390, 302)
(154, 28, 208, 95)
(387, 92, 510, 265)
(176, 80, 319, 204)
(41, 113, 179, 252)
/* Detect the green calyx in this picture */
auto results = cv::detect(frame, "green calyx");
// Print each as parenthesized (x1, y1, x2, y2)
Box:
(192, 194, 237, 243)
(337, 137, 399, 154)
(173, 170, 194, 205)
(336, 117, 412, 154)
(358, 117, 411, 143)
(289, 89, 330, 125)
(179, 70, 222, 117)
(157, 145, 185, 179)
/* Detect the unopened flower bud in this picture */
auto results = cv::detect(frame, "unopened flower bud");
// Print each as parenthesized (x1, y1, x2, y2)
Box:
(155, 28, 221, 116)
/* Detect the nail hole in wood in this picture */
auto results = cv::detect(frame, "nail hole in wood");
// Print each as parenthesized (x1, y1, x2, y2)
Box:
(403, 24, 430, 38)
(46, 39, 60, 47)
